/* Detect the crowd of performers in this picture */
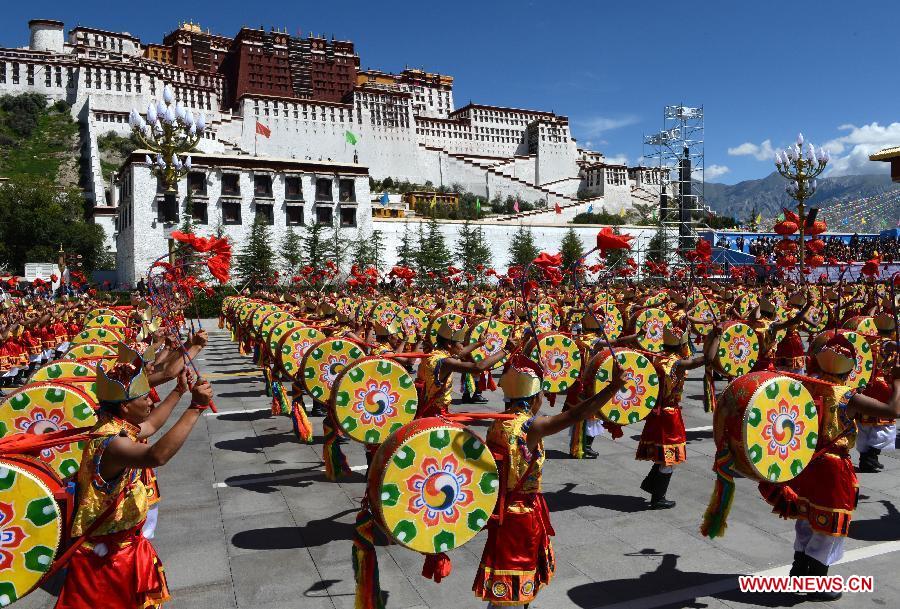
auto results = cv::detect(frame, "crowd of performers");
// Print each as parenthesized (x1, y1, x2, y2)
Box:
(220, 260, 900, 608)
(3, 236, 900, 609)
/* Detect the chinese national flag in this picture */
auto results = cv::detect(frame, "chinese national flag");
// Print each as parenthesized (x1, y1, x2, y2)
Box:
(555, 202, 562, 214)
(255, 121, 271, 138)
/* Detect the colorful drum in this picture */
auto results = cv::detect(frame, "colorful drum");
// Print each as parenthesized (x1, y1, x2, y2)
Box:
(530, 303, 560, 334)
(715, 371, 819, 482)
(278, 327, 326, 381)
(335, 297, 355, 318)
(301, 338, 366, 402)
(0, 382, 97, 478)
(397, 306, 429, 342)
(257, 311, 291, 346)
(63, 342, 117, 363)
(634, 308, 673, 353)
(71, 327, 122, 346)
(83, 314, 127, 331)
(735, 293, 759, 318)
(85, 307, 116, 318)
(715, 322, 760, 377)
(588, 303, 624, 341)
(251, 306, 283, 339)
(427, 312, 467, 345)
(266, 319, 304, 364)
(843, 316, 878, 337)
(31, 361, 97, 400)
(466, 296, 493, 316)
(372, 300, 402, 327)
(331, 357, 418, 444)
(809, 330, 873, 389)
(468, 320, 511, 370)
(689, 298, 720, 337)
(802, 304, 830, 334)
(367, 417, 499, 554)
(496, 299, 520, 323)
(587, 348, 659, 424)
(528, 333, 582, 393)
(0, 457, 68, 603)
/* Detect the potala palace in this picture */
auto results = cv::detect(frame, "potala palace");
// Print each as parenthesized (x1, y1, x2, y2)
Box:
(0, 19, 667, 284)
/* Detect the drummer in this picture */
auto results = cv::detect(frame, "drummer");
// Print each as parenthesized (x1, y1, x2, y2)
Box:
(856, 311, 898, 473)
(772, 291, 813, 374)
(473, 356, 628, 607)
(757, 334, 900, 601)
(748, 294, 812, 372)
(417, 320, 507, 418)
(635, 325, 721, 509)
(55, 349, 214, 609)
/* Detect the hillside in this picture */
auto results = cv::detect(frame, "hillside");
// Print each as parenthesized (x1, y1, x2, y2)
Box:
(0, 93, 80, 187)
(703, 172, 900, 221)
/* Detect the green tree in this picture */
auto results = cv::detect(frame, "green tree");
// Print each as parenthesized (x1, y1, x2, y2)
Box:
(304, 222, 329, 270)
(349, 229, 374, 268)
(173, 194, 200, 277)
(416, 218, 453, 288)
(604, 227, 630, 271)
(235, 217, 276, 290)
(0, 176, 106, 273)
(508, 224, 539, 268)
(280, 225, 304, 275)
(645, 229, 666, 263)
(455, 220, 492, 278)
(327, 223, 350, 271)
(559, 228, 585, 270)
(369, 230, 385, 271)
(397, 223, 418, 268)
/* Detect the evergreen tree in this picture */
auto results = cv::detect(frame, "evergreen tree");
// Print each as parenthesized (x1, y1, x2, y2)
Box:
(327, 223, 350, 272)
(455, 220, 492, 278)
(646, 229, 666, 262)
(173, 194, 200, 277)
(280, 225, 304, 275)
(604, 227, 629, 271)
(417, 218, 453, 288)
(507, 224, 539, 268)
(414, 222, 428, 276)
(369, 230, 385, 271)
(235, 217, 276, 290)
(304, 222, 329, 270)
(350, 229, 373, 268)
(397, 223, 418, 268)
(559, 228, 585, 270)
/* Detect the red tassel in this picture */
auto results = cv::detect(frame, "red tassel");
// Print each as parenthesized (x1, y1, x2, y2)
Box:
(603, 421, 624, 439)
(547, 393, 557, 407)
(422, 552, 452, 583)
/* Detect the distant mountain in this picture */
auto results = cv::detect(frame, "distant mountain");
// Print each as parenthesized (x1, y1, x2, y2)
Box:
(702, 172, 900, 220)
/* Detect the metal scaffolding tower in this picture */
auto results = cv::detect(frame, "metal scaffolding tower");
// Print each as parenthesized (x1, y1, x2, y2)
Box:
(643, 105, 706, 260)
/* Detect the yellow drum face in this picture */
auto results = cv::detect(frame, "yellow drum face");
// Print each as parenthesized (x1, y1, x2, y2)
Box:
(31, 362, 97, 401)
(736, 293, 759, 317)
(530, 303, 560, 334)
(258, 311, 291, 345)
(738, 375, 818, 483)
(689, 299, 719, 337)
(844, 331, 874, 389)
(237, 301, 260, 327)
(803, 305, 829, 333)
(83, 314, 126, 330)
(469, 320, 511, 370)
(427, 312, 467, 344)
(332, 358, 418, 444)
(0, 460, 63, 602)
(335, 297, 354, 318)
(497, 299, 520, 323)
(85, 307, 115, 318)
(529, 334, 581, 393)
(634, 308, 673, 353)
(591, 349, 659, 425)
(590, 303, 624, 341)
(715, 322, 760, 377)
(418, 295, 437, 312)
(372, 301, 402, 327)
(398, 306, 429, 342)
(0, 383, 97, 478)
(301, 339, 366, 402)
(250, 306, 281, 338)
(370, 421, 498, 554)
(63, 342, 117, 362)
(843, 316, 877, 337)
(267, 319, 304, 365)
(71, 327, 122, 346)
(466, 296, 492, 316)
(278, 327, 326, 381)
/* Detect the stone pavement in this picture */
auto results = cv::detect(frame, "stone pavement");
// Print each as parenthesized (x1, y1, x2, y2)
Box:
(20, 322, 900, 608)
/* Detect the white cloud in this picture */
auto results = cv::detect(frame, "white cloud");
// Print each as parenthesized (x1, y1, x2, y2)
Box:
(821, 122, 899, 176)
(704, 164, 731, 180)
(604, 154, 628, 166)
(727, 139, 776, 161)
(573, 115, 640, 138)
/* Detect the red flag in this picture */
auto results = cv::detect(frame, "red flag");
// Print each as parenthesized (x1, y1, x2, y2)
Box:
(554, 202, 562, 214)
(513, 199, 520, 213)
(255, 121, 271, 138)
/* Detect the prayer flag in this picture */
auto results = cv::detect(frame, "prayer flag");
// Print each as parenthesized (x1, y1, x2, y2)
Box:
(345, 130, 358, 145)
(255, 121, 271, 138)
(555, 202, 562, 214)
(430, 195, 437, 209)
(380, 192, 389, 206)
(587, 203, 594, 214)
(475, 198, 481, 214)
(513, 200, 520, 213)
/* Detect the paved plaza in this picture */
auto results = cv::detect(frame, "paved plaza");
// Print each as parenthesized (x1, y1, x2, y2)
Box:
(20, 322, 900, 609)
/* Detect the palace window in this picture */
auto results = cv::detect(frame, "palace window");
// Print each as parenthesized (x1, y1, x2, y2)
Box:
(254, 175, 273, 198)
(285, 177, 303, 201)
(255, 203, 274, 225)
(221, 174, 240, 196)
(191, 201, 208, 225)
(338, 179, 355, 202)
(188, 172, 207, 197)
(315, 205, 333, 225)
(222, 201, 242, 225)
(339, 206, 356, 228)
(316, 178, 333, 201)
(286, 206, 304, 226)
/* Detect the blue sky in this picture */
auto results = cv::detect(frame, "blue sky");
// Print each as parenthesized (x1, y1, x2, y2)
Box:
(4, 0, 899, 184)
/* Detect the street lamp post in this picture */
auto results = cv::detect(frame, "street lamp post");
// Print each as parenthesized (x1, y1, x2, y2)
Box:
(128, 84, 206, 224)
(774, 133, 829, 277)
